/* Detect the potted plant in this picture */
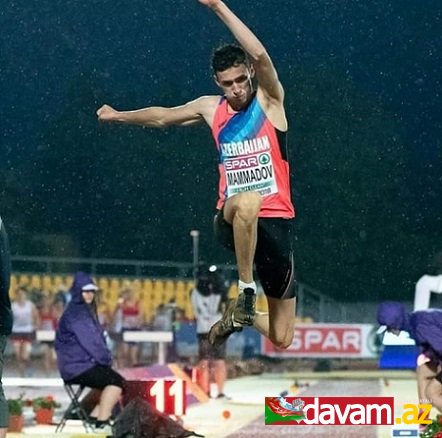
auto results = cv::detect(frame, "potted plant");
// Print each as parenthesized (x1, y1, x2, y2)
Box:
(7, 395, 25, 432)
(420, 414, 442, 437)
(32, 395, 60, 425)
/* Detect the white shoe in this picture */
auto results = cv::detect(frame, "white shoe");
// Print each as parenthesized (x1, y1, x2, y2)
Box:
(94, 422, 113, 435)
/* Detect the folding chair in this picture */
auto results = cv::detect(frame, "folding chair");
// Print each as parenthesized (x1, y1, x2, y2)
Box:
(56, 383, 94, 433)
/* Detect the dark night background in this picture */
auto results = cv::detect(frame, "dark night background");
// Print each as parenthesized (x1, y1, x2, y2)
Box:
(0, 0, 440, 302)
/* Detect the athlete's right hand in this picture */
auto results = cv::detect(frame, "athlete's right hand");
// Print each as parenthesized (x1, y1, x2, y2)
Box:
(197, 0, 222, 8)
(96, 104, 119, 122)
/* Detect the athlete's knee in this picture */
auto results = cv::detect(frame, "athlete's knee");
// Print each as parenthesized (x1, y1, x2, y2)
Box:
(235, 192, 262, 219)
(269, 330, 294, 350)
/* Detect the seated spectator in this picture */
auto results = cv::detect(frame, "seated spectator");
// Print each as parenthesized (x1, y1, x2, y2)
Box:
(55, 272, 125, 432)
(11, 287, 39, 376)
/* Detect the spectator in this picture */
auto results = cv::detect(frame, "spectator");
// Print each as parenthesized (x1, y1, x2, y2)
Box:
(152, 304, 173, 331)
(97, 291, 113, 332)
(37, 294, 57, 375)
(114, 287, 143, 368)
(191, 265, 229, 398)
(11, 286, 39, 376)
(96, 292, 115, 354)
(54, 285, 71, 308)
(55, 272, 125, 432)
(414, 252, 442, 310)
(377, 301, 442, 413)
(0, 217, 12, 438)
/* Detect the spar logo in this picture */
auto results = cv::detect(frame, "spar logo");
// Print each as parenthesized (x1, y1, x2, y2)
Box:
(265, 397, 395, 425)
(259, 153, 270, 165)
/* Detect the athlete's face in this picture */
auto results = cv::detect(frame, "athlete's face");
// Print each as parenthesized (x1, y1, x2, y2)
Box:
(214, 63, 255, 111)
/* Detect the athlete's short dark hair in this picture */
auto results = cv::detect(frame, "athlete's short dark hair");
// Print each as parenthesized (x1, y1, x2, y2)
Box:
(211, 44, 250, 73)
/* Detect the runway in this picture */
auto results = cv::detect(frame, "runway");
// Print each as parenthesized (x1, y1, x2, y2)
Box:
(3, 370, 426, 437)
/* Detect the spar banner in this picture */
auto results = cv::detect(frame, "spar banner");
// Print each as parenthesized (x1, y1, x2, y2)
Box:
(262, 323, 377, 358)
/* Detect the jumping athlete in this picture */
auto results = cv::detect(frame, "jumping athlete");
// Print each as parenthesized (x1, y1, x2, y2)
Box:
(97, 0, 296, 349)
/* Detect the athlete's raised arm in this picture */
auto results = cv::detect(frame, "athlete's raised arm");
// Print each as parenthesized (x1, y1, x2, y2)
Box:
(198, 0, 283, 104)
(97, 95, 219, 128)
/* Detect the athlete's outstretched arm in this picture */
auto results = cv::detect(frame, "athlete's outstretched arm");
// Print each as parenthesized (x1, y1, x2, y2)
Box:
(198, 0, 283, 102)
(97, 95, 217, 127)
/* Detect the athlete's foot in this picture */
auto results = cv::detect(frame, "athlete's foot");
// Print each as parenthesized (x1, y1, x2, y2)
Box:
(208, 300, 242, 346)
(233, 288, 256, 326)
(208, 288, 256, 346)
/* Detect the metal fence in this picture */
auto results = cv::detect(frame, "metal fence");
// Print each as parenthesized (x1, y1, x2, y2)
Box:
(11, 255, 410, 325)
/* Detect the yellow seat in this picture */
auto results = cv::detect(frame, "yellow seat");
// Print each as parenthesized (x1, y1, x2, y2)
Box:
(185, 280, 195, 294)
(53, 275, 67, 292)
(152, 280, 165, 304)
(42, 275, 53, 293)
(107, 288, 119, 306)
(18, 274, 30, 288)
(143, 279, 153, 291)
(29, 274, 42, 290)
(142, 293, 154, 322)
(109, 278, 121, 293)
(175, 280, 186, 295)
(132, 279, 142, 300)
(228, 283, 239, 299)
(163, 280, 175, 304)
(185, 300, 194, 320)
(98, 277, 109, 289)
(10, 275, 17, 292)
(64, 275, 73, 289)
(256, 293, 268, 312)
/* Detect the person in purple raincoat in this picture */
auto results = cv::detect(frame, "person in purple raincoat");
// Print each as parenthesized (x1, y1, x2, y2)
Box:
(55, 271, 125, 431)
(377, 301, 442, 412)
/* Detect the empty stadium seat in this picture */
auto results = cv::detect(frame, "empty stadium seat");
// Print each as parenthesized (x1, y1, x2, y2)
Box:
(228, 283, 239, 299)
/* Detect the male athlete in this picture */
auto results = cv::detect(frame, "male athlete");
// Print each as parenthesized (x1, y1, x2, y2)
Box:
(97, 0, 296, 349)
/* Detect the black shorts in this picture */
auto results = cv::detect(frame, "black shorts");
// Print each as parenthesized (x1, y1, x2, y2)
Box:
(214, 210, 296, 300)
(67, 365, 125, 390)
(197, 334, 226, 360)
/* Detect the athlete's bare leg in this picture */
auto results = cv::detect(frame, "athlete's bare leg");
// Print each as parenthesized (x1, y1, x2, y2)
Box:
(254, 297, 296, 349)
(208, 191, 298, 347)
(417, 362, 436, 403)
(421, 363, 442, 411)
(223, 191, 262, 285)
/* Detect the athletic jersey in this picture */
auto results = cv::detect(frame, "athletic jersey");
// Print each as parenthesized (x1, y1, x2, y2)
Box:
(12, 300, 34, 333)
(121, 302, 141, 329)
(211, 93, 295, 218)
(191, 288, 222, 334)
(39, 310, 57, 331)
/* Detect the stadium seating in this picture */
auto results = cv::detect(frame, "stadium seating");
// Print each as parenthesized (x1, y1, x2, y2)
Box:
(10, 273, 273, 321)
